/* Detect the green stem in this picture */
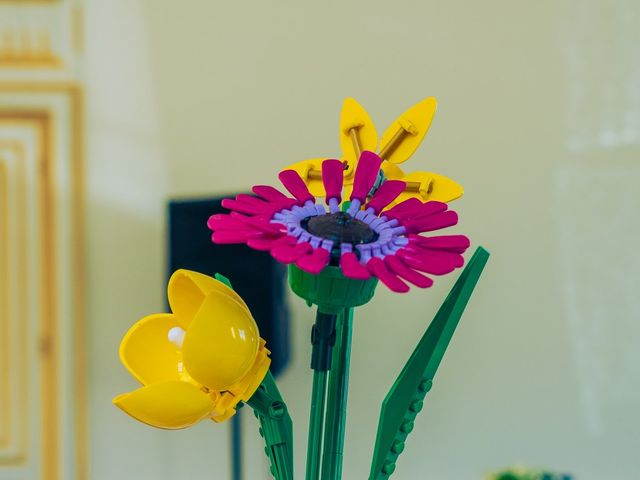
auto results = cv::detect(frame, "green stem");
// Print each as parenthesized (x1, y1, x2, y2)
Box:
(306, 369, 328, 480)
(246, 371, 294, 480)
(320, 308, 354, 480)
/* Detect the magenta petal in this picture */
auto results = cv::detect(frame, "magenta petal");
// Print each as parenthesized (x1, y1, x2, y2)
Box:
(340, 252, 371, 280)
(408, 234, 470, 253)
(366, 257, 409, 293)
(221, 198, 278, 216)
(230, 211, 278, 224)
(235, 193, 292, 213)
(235, 193, 272, 207)
(383, 197, 423, 220)
(271, 242, 313, 264)
(230, 213, 283, 234)
(242, 220, 283, 235)
(208, 213, 284, 237)
(365, 180, 406, 214)
(221, 198, 255, 215)
(397, 248, 463, 275)
(207, 214, 244, 231)
(384, 255, 434, 288)
(212, 229, 263, 244)
(278, 170, 315, 205)
(247, 234, 292, 251)
(252, 185, 291, 204)
(252, 184, 288, 200)
(404, 210, 458, 233)
(350, 151, 383, 202)
(414, 201, 448, 219)
(296, 248, 330, 274)
(404, 245, 465, 268)
(322, 159, 344, 203)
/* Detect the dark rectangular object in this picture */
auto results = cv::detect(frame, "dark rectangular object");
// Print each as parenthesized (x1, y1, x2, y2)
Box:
(168, 196, 290, 377)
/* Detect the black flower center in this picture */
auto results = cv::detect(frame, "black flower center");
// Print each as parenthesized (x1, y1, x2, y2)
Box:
(302, 212, 377, 245)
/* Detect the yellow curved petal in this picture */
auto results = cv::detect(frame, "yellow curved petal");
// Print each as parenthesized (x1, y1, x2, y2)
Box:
(232, 340, 271, 402)
(119, 313, 185, 385)
(379, 97, 437, 165)
(392, 171, 464, 205)
(182, 292, 260, 391)
(168, 269, 250, 327)
(113, 381, 215, 430)
(339, 98, 378, 176)
(380, 162, 405, 181)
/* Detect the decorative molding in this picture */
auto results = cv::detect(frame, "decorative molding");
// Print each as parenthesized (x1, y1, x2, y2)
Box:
(0, 84, 85, 480)
(0, 29, 63, 69)
(0, 0, 84, 77)
(0, 0, 86, 477)
(0, 155, 7, 448)
(0, 113, 52, 474)
(0, 140, 28, 466)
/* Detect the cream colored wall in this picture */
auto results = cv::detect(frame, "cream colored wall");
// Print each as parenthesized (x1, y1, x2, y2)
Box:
(85, 1, 230, 479)
(86, 0, 640, 479)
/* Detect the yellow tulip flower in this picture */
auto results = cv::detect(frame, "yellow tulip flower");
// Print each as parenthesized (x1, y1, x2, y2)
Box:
(113, 269, 271, 429)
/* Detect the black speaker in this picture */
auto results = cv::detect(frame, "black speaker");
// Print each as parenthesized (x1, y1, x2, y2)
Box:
(167, 196, 291, 376)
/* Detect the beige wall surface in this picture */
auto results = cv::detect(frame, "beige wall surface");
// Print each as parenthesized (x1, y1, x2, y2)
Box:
(86, 0, 640, 479)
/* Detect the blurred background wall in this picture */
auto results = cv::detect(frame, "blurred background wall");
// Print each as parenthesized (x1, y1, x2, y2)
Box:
(1, 0, 639, 479)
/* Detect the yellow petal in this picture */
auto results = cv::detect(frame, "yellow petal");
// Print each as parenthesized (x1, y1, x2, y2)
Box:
(113, 381, 215, 430)
(340, 98, 378, 176)
(379, 97, 437, 165)
(380, 162, 405, 181)
(119, 313, 185, 385)
(182, 292, 260, 391)
(393, 171, 464, 205)
(168, 269, 250, 327)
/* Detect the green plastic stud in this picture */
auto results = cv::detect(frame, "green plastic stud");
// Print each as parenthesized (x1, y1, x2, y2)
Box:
(383, 463, 396, 475)
(391, 441, 404, 454)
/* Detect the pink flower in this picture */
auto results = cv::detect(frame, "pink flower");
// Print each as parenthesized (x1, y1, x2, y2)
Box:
(208, 151, 469, 293)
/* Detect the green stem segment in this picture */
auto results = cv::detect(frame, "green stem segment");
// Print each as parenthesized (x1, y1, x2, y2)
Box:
(306, 369, 328, 480)
(321, 308, 354, 480)
(306, 310, 338, 480)
(246, 371, 294, 480)
(290, 263, 378, 480)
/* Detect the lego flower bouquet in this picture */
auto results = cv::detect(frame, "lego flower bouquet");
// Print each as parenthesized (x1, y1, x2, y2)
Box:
(114, 97, 489, 480)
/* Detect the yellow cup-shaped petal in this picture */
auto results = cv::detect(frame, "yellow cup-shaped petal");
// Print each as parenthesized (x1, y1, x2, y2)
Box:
(182, 292, 260, 391)
(168, 269, 251, 328)
(113, 381, 216, 429)
(119, 313, 184, 385)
